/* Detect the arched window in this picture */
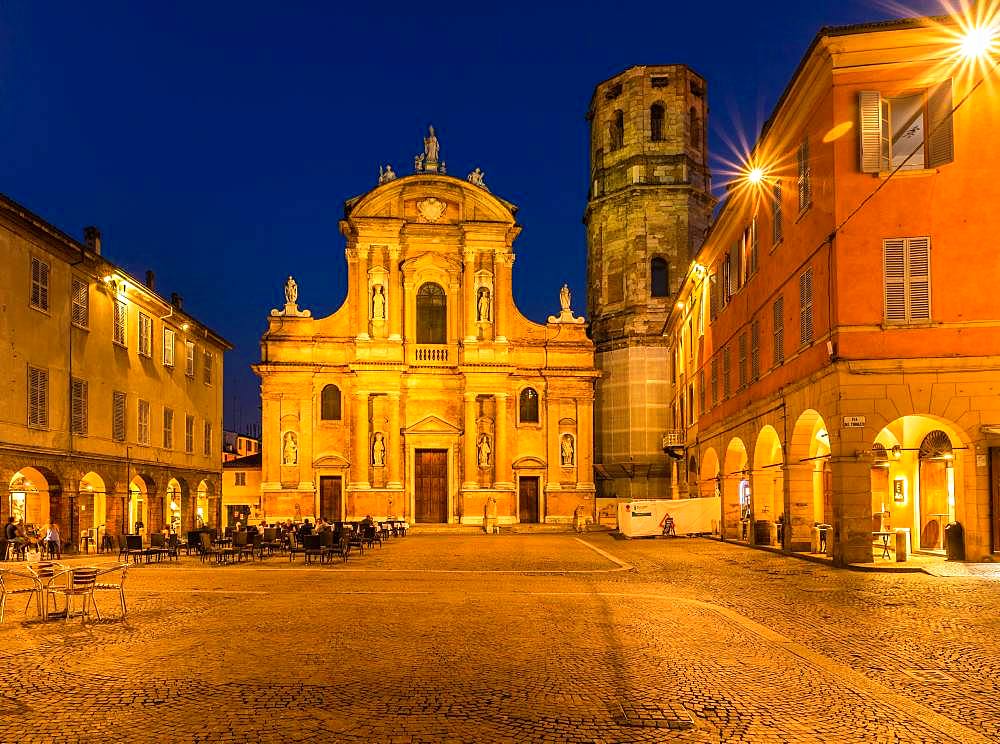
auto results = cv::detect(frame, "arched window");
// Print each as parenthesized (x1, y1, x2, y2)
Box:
(650, 104, 665, 142)
(320, 384, 342, 421)
(651, 257, 669, 297)
(690, 107, 701, 150)
(416, 282, 447, 344)
(610, 109, 624, 151)
(519, 388, 539, 424)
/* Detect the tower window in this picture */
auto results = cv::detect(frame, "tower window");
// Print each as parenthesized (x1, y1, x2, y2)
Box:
(610, 110, 624, 151)
(416, 282, 447, 344)
(690, 107, 701, 151)
(651, 76, 669, 88)
(651, 257, 669, 298)
(650, 104, 665, 142)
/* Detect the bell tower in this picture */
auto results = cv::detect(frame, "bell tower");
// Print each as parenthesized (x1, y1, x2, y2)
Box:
(585, 65, 714, 501)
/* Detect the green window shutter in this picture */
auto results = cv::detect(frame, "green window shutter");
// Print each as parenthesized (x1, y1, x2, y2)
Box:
(927, 80, 954, 167)
(858, 90, 885, 173)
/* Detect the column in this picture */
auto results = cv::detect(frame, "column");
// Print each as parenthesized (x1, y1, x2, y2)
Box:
(494, 252, 513, 343)
(346, 247, 361, 338)
(784, 463, 814, 552)
(463, 248, 477, 341)
(357, 246, 371, 340)
(577, 396, 594, 489)
(352, 391, 370, 489)
(495, 393, 512, 488)
(832, 456, 875, 567)
(388, 246, 402, 341)
(463, 393, 479, 489)
(388, 392, 402, 489)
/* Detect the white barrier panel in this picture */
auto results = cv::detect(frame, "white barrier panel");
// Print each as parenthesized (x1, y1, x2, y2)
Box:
(617, 497, 720, 538)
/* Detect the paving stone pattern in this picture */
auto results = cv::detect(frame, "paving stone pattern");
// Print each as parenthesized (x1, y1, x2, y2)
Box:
(2, 534, 998, 743)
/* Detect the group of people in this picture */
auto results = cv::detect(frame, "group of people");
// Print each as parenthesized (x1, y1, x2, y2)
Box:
(4, 516, 64, 558)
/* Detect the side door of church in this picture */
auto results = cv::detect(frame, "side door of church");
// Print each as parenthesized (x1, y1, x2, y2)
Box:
(319, 476, 342, 521)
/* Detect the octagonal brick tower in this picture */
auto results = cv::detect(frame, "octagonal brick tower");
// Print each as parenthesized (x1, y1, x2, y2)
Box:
(585, 65, 714, 503)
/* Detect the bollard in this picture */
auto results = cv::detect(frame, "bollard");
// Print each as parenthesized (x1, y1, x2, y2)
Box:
(811, 526, 821, 553)
(894, 528, 907, 562)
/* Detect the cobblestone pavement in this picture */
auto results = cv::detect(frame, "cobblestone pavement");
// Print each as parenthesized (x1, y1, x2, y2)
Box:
(2, 534, 999, 743)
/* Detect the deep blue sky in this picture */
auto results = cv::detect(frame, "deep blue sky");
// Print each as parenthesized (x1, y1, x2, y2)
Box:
(1, 0, 941, 431)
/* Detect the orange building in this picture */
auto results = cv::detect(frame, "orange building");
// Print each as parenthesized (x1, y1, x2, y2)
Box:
(666, 16, 1000, 565)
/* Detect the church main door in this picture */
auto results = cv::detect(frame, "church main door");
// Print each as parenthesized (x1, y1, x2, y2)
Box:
(319, 476, 342, 521)
(519, 476, 539, 523)
(415, 449, 448, 523)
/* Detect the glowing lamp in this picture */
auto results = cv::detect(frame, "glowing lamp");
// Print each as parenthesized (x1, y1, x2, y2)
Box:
(675, 301, 685, 311)
(960, 25, 996, 59)
(747, 167, 765, 185)
(181, 322, 190, 331)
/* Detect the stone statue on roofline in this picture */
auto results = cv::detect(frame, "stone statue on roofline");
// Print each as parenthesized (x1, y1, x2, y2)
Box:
(271, 274, 311, 318)
(548, 282, 585, 325)
(467, 167, 488, 190)
(414, 125, 443, 173)
(378, 164, 397, 184)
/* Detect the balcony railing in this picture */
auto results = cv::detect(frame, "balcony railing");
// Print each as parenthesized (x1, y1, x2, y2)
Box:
(661, 430, 685, 448)
(413, 345, 450, 363)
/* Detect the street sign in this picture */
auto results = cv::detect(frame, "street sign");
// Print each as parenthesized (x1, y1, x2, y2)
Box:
(842, 415, 866, 428)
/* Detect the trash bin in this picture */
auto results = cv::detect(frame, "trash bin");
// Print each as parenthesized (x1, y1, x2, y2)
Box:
(754, 520, 772, 545)
(944, 521, 965, 561)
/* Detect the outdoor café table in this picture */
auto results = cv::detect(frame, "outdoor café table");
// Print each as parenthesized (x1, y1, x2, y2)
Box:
(873, 530, 894, 559)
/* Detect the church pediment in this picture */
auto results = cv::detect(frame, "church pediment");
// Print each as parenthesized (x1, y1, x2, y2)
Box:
(313, 453, 351, 468)
(405, 414, 462, 434)
(401, 251, 463, 274)
(513, 455, 546, 469)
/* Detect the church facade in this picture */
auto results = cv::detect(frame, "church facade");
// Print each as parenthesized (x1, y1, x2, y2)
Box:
(254, 131, 598, 524)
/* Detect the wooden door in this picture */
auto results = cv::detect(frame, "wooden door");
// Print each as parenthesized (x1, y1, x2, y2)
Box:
(415, 450, 448, 523)
(319, 476, 342, 521)
(519, 476, 539, 523)
(991, 448, 1000, 553)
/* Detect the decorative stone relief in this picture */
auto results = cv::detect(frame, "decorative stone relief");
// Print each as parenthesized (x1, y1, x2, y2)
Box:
(282, 431, 298, 465)
(417, 197, 447, 223)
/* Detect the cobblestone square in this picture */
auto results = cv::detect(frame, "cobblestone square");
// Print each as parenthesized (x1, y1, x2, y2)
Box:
(3, 534, 1000, 743)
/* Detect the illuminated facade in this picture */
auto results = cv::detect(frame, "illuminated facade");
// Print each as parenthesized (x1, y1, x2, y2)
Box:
(665, 17, 1000, 564)
(255, 141, 598, 524)
(0, 194, 230, 548)
(585, 66, 715, 508)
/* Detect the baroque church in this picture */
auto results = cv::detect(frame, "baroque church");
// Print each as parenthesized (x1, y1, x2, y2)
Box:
(254, 129, 599, 524)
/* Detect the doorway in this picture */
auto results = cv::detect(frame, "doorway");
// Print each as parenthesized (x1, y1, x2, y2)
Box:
(319, 476, 343, 521)
(415, 449, 448, 523)
(519, 476, 539, 523)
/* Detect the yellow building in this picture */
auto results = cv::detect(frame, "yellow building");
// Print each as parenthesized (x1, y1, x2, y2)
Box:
(221, 453, 262, 528)
(255, 131, 598, 525)
(0, 193, 230, 550)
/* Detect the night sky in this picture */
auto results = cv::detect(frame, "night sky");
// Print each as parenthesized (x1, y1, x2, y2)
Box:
(1, 0, 941, 431)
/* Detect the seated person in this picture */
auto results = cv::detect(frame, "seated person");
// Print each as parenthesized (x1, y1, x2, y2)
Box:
(298, 518, 314, 536)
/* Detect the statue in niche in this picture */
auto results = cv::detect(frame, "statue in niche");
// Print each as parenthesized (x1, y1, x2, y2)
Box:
(378, 164, 397, 184)
(559, 283, 571, 312)
(372, 432, 386, 467)
(282, 431, 298, 466)
(477, 433, 492, 469)
(372, 285, 387, 320)
(424, 125, 440, 162)
(285, 276, 298, 305)
(476, 287, 491, 322)
(560, 433, 575, 467)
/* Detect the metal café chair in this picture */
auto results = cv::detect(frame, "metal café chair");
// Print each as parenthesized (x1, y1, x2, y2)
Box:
(48, 567, 101, 623)
(93, 563, 129, 617)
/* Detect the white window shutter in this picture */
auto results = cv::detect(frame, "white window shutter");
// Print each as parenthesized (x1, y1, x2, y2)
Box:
(927, 80, 954, 167)
(907, 237, 931, 320)
(858, 91, 884, 173)
(883, 239, 907, 322)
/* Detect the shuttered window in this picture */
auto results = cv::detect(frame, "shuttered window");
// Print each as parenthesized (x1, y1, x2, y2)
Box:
(799, 269, 814, 346)
(204, 421, 213, 456)
(71, 378, 88, 436)
(138, 399, 150, 445)
(710, 357, 718, 406)
(163, 407, 174, 449)
(114, 299, 127, 346)
(884, 237, 931, 323)
(30, 257, 50, 311)
(773, 296, 785, 366)
(859, 82, 953, 173)
(185, 341, 195, 376)
(112, 391, 126, 442)
(698, 369, 706, 414)
(163, 328, 176, 367)
(27, 366, 49, 428)
(747, 218, 759, 278)
(772, 183, 783, 245)
(709, 273, 719, 320)
(722, 345, 731, 398)
(203, 351, 213, 385)
(797, 138, 812, 212)
(750, 320, 761, 381)
(235, 472, 247, 487)
(71, 278, 89, 328)
(185, 414, 195, 453)
(738, 332, 748, 389)
(138, 312, 153, 357)
(722, 253, 732, 303)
